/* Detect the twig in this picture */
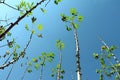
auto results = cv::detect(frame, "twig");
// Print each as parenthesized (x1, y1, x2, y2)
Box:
(6, 63, 15, 80)
(45, 0, 51, 7)
(3, 2, 22, 11)
(21, 66, 29, 80)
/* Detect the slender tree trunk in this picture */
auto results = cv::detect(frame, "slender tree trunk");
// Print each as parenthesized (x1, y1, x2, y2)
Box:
(40, 65, 43, 80)
(73, 29, 81, 80)
(39, 57, 46, 80)
(57, 49, 62, 80)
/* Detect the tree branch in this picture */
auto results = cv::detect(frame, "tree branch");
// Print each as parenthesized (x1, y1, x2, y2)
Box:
(0, 0, 46, 39)
(6, 63, 15, 80)
(97, 36, 120, 63)
(0, 32, 33, 69)
(2, 2, 22, 11)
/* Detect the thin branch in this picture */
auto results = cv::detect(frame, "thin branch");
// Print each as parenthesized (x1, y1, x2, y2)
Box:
(6, 63, 15, 80)
(21, 66, 29, 80)
(45, 0, 51, 7)
(0, 44, 7, 48)
(107, 58, 120, 79)
(0, 32, 33, 69)
(0, 0, 46, 39)
(97, 36, 120, 63)
(3, 2, 22, 11)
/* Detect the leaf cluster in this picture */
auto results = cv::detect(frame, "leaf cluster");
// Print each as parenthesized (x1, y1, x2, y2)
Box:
(93, 45, 120, 80)
(51, 65, 65, 79)
(56, 40, 65, 50)
(60, 8, 83, 31)
(54, 0, 62, 5)
(27, 52, 55, 73)
(16, 0, 34, 16)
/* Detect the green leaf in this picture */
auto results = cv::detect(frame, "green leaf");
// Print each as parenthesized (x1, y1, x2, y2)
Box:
(28, 62, 32, 66)
(7, 40, 14, 48)
(37, 24, 43, 31)
(96, 69, 99, 73)
(25, 24, 29, 31)
(15, 44, 20, 49)
(56, 40, 65, 50)
(60, 75, 64, 79)
(37, 34, 43, 38)
(100, 58, 105, 68)
(32, 29, 35, 34)
(32, 58, 38, 63)
(47, 52, 54, 58)
(100, 74, 103, 80)
(34, 63, 40, 70)
(70, 8, 77, 16)
(60, 14, 69, 22)
(61, 69, 65, 74)
(78, 15, 83, 22)
(40, 62, 45, 66)
(57, 64, 61, 69)
(107, 53, 113, 59)
(40, 8, 46, 14)
(72, 23, 79, 29)
(6, 51, 10, 55)
(101, 46, 107, 50)
(7, 32, 12, 36)
(93, 53, 99, 60)
(66, 25, 72, 31)
(69, 16, 75, 21)
(27, 68, 32, 73)
(54, 0, 62, 5)
(51, 74, 54, 77)
(109, 45, 116, 51)
(31, 17, 37, 23)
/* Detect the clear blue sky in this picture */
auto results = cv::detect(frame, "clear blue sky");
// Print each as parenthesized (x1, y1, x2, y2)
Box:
(0, 0, 120, 80)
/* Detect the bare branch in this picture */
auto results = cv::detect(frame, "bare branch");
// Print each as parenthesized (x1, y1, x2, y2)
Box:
(45, 0, 51, 7)
(6, 63, 15, 80)
(2, 2, 22, 11)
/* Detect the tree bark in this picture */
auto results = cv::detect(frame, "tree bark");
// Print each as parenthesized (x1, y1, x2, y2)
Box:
(74, 29, 81, 80)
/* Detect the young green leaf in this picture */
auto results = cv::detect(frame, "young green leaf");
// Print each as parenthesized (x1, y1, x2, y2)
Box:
(40, 8, 46, 14)
(6, 51, 10, 55)
(34, 63, 40, 70)
(70, 8, 77, 16)
(25, 24, 29, 31)
(66, 25, 72, 31)
(78, 15, 83, 22)
(93, 53, 99, 60)
(7, 32, 12, 36)
(73, 23, 79, 29)
(60, 14, 69, 22)
(32, 58, 38, 63)
(37, 34, 43, 38)
(32, 29, 35, 34)
(56, 40, 65, 50)
(57, 64, 61, 69)
(54, 0, 62, 5)
(27, 68, 32, 73)
(31, 17, 37, 23)
(37, 24, 43, 31)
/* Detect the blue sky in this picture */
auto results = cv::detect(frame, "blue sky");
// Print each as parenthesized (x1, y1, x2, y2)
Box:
(0, 0, 120, 80)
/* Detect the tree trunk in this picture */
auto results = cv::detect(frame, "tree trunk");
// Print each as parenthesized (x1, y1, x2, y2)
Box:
(57, 49, 62, 80)
(74, 29, 82, 80)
